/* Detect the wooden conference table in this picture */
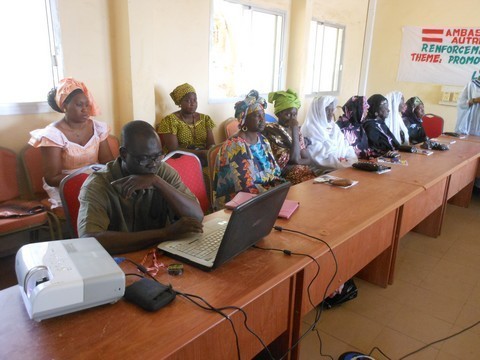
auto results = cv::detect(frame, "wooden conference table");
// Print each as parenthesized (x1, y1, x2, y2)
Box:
(0, 137, 479, 360)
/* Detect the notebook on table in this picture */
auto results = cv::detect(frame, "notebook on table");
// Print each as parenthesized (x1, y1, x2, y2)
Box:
(158, 182, 291, 271)
(225, 191, 299, 219)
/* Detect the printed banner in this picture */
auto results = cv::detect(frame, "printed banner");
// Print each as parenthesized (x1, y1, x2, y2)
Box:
(397, 26, 480, 86)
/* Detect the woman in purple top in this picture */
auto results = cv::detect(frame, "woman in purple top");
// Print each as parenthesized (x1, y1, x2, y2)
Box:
(363, 94, 400, 155)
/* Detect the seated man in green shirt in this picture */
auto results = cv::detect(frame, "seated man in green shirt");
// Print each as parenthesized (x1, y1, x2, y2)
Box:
(78, 120, 204, 254)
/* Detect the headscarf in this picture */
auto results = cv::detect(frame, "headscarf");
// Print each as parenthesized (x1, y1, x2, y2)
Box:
(234, 90, 267, 127)
(367, 94, 388, 119)
(404, 96, 424, 120)
(55, 77, 100, 116)
(338, 96, 369, 126)
(301, 96, 357, 167)
(268, 89, 301, 115)
(170, 83, 196, 105)
(385, 91, 409, 144)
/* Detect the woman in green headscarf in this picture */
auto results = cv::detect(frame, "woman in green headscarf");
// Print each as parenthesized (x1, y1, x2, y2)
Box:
(157, 83, 216, 166)
(263, 89, 316, 184)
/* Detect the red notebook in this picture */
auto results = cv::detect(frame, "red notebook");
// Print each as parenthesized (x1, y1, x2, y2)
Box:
(225, 192, 299, 219)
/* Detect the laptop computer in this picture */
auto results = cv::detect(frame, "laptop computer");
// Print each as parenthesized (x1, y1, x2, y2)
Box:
(158, 181, 291, 271)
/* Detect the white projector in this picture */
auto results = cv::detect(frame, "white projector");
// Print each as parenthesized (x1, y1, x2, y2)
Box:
(15, 237, 125, 321)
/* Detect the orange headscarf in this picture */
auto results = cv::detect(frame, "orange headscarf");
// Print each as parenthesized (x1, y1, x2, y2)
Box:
(54, 77, 100, 116)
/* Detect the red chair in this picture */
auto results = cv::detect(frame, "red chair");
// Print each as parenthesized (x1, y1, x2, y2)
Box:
(164, 151, 210, 214)
(422, 113, 444, 138)
(59, 164, 106, 238)
(0, 147, 57, 249)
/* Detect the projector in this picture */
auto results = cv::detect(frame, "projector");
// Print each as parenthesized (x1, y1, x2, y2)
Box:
(15, 237, 125, 321)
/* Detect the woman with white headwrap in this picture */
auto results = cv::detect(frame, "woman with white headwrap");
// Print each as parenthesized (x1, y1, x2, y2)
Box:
(301, 96, 357, 172)
(385, 91, 409, 145)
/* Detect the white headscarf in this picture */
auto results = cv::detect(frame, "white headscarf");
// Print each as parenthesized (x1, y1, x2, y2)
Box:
(301, 96, 357, 169)
(385, 91, 409, 145)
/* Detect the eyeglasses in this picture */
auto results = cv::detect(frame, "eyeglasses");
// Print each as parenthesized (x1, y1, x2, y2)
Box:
(125, 149, 164, 166)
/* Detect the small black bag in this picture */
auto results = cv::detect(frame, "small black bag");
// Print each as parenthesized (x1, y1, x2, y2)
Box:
(321, 279, 358, 309)
(124, 278, 176, 311)
(398, 145, 416, 153)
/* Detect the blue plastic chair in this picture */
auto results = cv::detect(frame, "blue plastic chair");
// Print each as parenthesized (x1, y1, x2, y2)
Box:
(265, 114, 277, 123)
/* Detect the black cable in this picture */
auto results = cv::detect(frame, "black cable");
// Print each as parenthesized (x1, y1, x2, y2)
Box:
(252, 245, 333, 360)
(397, 319, 480, 359)
(175, 291, 242, 360)
(122, 257, 274, 360)
(124, 273, 144, 279)
(267, 226, 341, 359)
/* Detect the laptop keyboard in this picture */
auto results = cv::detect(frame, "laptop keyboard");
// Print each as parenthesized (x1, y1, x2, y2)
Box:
(169, 228, 226, 261)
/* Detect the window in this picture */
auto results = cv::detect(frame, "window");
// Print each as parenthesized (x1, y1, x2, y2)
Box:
(209, 0, 284, 101)
(305, 21, 344, 95)
(0, 0, 63, 115)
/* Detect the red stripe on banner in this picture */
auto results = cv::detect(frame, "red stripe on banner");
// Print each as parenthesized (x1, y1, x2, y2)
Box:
(422, 29, 444, 35)
(422, 37, 443, 43)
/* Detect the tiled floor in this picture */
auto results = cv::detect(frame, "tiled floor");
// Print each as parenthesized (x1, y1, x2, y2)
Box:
(299, 191, 480, 360)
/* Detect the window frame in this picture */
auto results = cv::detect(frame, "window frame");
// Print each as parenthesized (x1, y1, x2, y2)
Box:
(305, 19, 345, 96)
(208, 0, 286, 103)
(0, 0, 64, 116)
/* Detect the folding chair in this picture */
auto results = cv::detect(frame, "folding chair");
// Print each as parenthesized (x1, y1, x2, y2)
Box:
(422, 113, 444, 138)
(223, 117, 240, 139)
(163, 151, 210, 214)
(0, 147, 57, 249)
(59, 164, 106, 238)
(265, 114, 277, 123)
(20, 145, 48, 202)
(207, 143, 222, 208)
(107, 134, 120, 158)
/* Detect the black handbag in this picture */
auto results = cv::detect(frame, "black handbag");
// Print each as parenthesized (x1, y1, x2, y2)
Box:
(321, 278, 358, 309)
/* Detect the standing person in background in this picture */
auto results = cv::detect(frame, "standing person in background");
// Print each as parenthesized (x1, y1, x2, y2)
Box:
(262, 89, 316, 184)
(157, 83, 215, 166)
(28, 77, 114, 213)
(213, 90, 283, 210)
(364, 94, 401, 155)
(455, 74, 480, 136)
(385, 91, 409, 145)
(402, 96, 427, 144)
(336, 96, 373, 159)
(301, 96, 357, 173)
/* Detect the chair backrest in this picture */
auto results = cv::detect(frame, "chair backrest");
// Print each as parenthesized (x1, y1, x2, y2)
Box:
(164, 151, 210, 214)
(422, 113, 444, 138)
(224, 117, 240, 139)
(107, 134, 120, 158)
(20, 145, 47, 200)
(207, 143, 222, 207)
(0, 147, 21, 202)
(59, 164, 106, 238)
(265, 114, 277, 123)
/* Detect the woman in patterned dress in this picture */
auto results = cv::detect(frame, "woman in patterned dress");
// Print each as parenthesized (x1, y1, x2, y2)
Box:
(336, 96, 373, 159)
(212, 90, 283, 210)
(157, 83, 215, 166)
(262, 89, 316, 184)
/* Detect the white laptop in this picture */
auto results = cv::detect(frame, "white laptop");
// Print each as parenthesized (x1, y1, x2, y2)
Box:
(158, 182, 291, 271)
